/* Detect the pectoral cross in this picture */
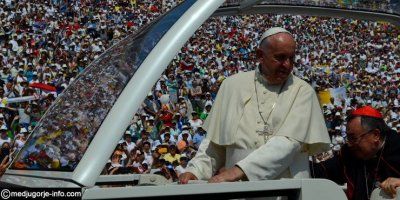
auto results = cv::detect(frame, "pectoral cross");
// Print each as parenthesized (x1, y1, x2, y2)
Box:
(256, 124, 274, 143)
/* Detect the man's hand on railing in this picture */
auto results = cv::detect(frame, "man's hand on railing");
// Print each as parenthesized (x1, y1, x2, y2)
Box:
(380, 177, 400, 198)
(178, 172, 198, 184)
(208, 166, 245, 183)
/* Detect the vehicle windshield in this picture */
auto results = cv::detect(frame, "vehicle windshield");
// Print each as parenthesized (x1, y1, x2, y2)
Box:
(10, 0, 195, 172)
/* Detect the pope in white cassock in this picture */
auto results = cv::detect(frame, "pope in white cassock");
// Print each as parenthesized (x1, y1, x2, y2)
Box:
(179, 27, 331, 184)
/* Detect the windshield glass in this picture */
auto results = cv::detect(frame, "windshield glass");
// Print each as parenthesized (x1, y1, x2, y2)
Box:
(10, 0, 196, 172)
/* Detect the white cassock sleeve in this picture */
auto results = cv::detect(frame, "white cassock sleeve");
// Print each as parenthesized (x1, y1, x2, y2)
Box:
(185, 138, 226, 180)
(236, 136, 301, 181)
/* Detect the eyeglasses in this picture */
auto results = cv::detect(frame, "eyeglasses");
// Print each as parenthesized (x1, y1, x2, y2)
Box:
(346, 129, 374, 144)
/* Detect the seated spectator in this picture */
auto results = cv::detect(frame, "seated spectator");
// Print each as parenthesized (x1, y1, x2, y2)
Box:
(188, 111, 203, 132)
(193, 127, 206, 149)
(122, 131, 136, 153)
(107, 154, 123, 175)
(142, 141, 153, 166)
(0, 127, 11, 147)
(163, 144, 181, 164)
(175, 156, 188, 176)
(199, 104, 212, 121)
(178, 126, 193, 142)
(136, 130, 153, 148)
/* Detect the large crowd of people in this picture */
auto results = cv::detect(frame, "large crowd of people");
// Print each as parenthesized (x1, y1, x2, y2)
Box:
(0, 0, 173, 172)
(225, 0, 399, 14)
(0, 0, 399, 184)
(101, 12, 400, 179)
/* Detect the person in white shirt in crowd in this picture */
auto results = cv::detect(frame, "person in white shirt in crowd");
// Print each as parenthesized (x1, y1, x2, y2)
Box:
(177, 126, 193, 143)
(175, 156, 189, 177)
(188, 111, 203, 132)
(122, 131, 136, 154)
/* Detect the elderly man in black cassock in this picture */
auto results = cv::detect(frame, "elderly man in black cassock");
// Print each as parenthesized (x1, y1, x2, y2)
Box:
(312, 106, 400, 200)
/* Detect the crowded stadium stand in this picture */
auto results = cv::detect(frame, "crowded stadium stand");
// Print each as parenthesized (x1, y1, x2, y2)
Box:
(0, 0, 399, 199)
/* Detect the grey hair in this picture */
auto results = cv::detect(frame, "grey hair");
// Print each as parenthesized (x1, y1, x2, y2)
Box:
(359, 116, 391, 139)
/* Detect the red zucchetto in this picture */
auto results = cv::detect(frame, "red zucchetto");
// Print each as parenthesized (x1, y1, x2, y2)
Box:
(351, 106, 383, 119)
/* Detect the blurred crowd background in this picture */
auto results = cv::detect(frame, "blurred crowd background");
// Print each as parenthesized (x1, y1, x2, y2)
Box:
(0, 0, 399, 181)
(225, 0, 400, 14)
